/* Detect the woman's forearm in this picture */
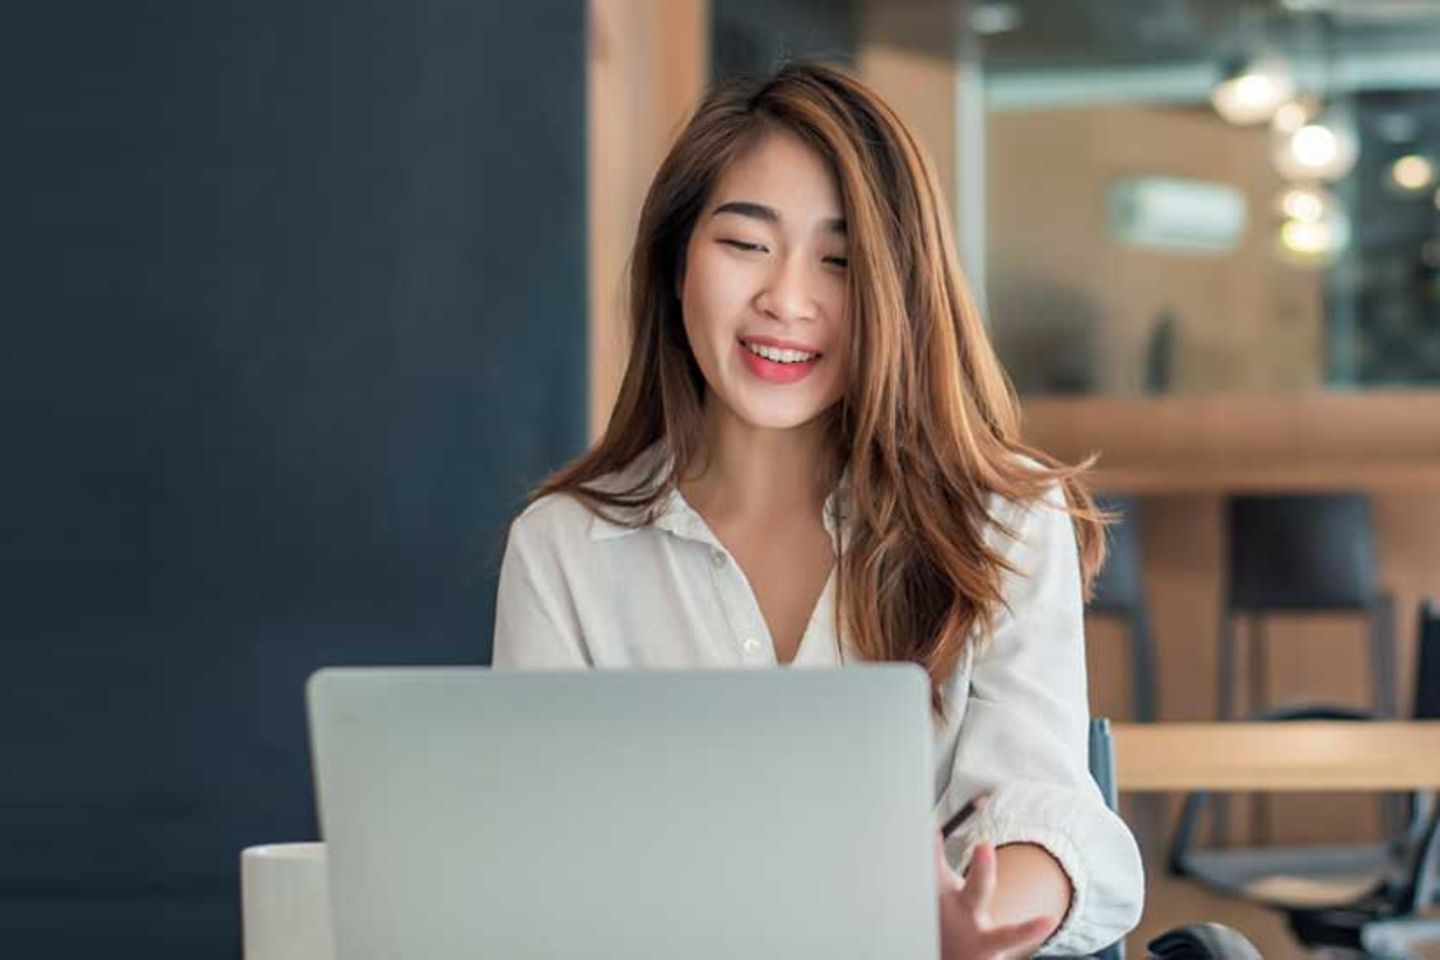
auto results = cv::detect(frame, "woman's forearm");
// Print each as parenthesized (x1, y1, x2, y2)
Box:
(989, 842, 1073, 943)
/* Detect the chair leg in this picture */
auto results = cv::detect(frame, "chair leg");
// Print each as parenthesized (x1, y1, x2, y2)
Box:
(1249, 618, 1271, 845)
(1214, 613, 1238, 845)
(1248, 616, 1268, 717)
(1370, 593, 1406, 837)
(1370, 593, 1398, 718)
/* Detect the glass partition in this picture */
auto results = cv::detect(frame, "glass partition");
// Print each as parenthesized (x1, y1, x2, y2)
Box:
(711, 0, 1440, 395)
(981, 1, 1440, 395)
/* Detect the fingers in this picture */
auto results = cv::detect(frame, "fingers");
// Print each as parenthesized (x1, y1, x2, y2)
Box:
(938, 842, 1055, 959)
(958, 841, 997, 911)
(975, 914, 1055, 959)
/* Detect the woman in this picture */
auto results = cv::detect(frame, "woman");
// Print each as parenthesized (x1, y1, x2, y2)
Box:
(492, 61, 1143, 958)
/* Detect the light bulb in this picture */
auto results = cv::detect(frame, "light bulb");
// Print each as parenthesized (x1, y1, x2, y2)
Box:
(1281, 220, 1332, 254)
(1272, 106, 1359, 182)
(1390, 155, 1436, 193)
(1212, 58, 1296, 126)
(1275, 203, 1351, 267)
(1294, 125, 1339, 166)
(1276, 186, 1333, 223)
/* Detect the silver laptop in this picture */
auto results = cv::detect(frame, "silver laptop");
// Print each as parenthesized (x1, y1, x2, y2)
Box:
(307, 665, 939, 959)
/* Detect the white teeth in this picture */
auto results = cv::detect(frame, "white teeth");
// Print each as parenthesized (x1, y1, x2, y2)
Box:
(742, 340, 819, 364)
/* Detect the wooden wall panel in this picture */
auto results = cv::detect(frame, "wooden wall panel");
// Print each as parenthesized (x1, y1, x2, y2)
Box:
(588, 0, 708, 440)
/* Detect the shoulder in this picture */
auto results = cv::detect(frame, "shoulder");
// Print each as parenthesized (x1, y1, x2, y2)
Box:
(982, 455, 1069, 531)
(507, 450, 659, 552)
(978, 457, 1076, 567)
(511, 490, 597, 541)
(972, 461, 1086, 634)
(510, 483, 648, 552)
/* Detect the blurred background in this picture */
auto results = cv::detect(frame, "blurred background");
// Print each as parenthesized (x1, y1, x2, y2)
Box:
(7, 0, 1440, 957)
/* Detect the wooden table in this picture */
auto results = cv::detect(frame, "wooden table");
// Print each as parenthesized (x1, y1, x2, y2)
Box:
(1112, 721, 1440, 791)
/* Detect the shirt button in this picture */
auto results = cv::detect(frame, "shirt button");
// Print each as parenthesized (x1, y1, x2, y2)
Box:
(710, 548, 726, 568)
(742, 637, 762, 654)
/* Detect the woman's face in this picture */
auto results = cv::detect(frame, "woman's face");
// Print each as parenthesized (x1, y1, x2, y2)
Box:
(681, 129, 850, 432)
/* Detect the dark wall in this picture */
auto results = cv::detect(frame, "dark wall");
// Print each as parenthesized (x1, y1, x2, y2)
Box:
(711, 0, 858, 82)
(3, 2, 586, 955)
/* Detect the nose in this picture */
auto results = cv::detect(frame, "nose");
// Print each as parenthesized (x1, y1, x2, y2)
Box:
(755, 250, 818, 323)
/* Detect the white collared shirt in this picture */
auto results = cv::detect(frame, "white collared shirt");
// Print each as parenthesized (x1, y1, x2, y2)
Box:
(491, 450, 1144, 955)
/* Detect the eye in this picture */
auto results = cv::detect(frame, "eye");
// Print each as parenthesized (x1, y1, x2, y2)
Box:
(823, 255, 849, 269)
(718, 239, 768, 254)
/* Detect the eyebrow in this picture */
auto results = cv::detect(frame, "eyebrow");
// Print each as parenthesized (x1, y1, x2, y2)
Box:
(711, 200, 846, 235)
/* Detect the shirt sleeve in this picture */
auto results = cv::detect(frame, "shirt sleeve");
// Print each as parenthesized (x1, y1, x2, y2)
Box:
(939, 483, 1144, 957)
(490, 508, 593, 669)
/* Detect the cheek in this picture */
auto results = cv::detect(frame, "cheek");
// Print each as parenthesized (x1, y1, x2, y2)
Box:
(684, 248, 751, 334)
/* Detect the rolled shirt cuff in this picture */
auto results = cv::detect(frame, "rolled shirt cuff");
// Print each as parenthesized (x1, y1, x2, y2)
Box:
(939, 781, 1144, 956)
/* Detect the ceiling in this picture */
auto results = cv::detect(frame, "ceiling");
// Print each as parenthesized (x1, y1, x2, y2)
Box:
(978, 0, 1440, 68)
(968, 0, 1440, 108)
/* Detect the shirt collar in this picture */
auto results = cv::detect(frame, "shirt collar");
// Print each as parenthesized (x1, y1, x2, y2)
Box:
(587, 443, 852, 551)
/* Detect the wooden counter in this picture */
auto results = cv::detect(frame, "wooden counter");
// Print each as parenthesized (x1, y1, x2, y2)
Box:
(1022, 390, 1440, 494)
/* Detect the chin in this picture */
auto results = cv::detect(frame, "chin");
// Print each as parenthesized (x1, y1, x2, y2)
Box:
(729, 395, 835, 432)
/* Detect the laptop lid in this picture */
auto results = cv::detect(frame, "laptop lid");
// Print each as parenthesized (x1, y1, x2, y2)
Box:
(307, 665, 938, 959)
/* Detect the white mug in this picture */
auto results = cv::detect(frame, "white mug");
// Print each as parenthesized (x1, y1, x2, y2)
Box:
(241, 842, 335, 960)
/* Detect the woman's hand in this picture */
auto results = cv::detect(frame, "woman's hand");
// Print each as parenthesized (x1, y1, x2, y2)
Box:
(934, 832, 1055, 960)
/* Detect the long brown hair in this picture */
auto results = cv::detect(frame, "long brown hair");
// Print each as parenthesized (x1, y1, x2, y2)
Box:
(533, 61, 1106, 719)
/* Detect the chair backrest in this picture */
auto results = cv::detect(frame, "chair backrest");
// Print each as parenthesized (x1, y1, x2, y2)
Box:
(1089, 717, 1125, 960)
(1415, 598, 1440, 722)
(1090, 497, 1145, 617)
(1088, 499, 1158, 721)
(1090, 716, 1120, 810)
(1226, 493, 1376, 612)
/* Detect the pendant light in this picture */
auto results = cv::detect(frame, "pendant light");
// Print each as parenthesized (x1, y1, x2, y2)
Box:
(1269, 12, 1358, 183)
(1213, 56, 1296, 126)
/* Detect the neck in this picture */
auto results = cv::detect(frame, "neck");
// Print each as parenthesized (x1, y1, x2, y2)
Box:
(679, 397, 835, 527)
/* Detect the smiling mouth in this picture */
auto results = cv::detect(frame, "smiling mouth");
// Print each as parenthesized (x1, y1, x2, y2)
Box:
(738, 338, 822, 365)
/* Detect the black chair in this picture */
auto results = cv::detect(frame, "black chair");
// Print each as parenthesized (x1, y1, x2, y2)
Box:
(1220, 493, 1397, 723)
(1168, 598, 1440, 955)
(1089, 497, 1158, 723)
(1219, 493, 1399, 843)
